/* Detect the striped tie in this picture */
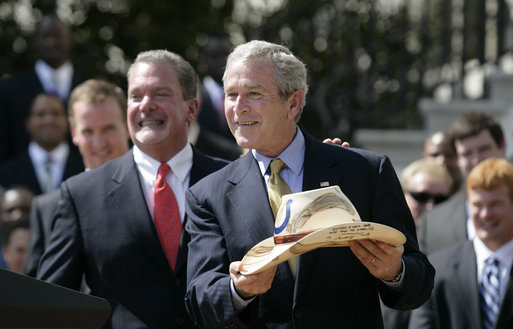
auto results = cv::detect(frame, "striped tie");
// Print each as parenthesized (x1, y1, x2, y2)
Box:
(480, 258, 501, 329)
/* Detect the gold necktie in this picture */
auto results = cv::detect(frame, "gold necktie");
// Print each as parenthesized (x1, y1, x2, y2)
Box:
(268, 159, 297, 278)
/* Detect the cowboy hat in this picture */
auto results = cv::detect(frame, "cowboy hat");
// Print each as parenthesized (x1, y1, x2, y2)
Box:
(240, 185, 407, 275)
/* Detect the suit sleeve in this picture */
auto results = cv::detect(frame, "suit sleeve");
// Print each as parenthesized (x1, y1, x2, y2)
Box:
(185, 187, 258, 329)
(24, 198, 45, 277)
(36, 182, 85, 290)
(408, 294, 439, 329)
(371, 155, 435, 309)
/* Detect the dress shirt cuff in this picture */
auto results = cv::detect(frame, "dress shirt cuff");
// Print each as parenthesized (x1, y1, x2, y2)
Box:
(230, 279, 256, 312)
(380, 259, 406, 288)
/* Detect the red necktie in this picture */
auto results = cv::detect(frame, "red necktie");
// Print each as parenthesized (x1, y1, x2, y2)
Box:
(154, 163, 182, 270)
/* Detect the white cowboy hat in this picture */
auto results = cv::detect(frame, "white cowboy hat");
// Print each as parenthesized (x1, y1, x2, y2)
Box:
(240, 185, 407, 275)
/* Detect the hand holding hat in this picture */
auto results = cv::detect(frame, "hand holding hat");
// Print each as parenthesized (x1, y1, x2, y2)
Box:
(240, 186, 406, 275)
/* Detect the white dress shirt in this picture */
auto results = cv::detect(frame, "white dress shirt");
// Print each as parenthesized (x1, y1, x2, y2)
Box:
(35, 60, 73, 100)
(28, 141, 69, 191)
(474, 236, 513, 300)
(132, 144, 193, 222)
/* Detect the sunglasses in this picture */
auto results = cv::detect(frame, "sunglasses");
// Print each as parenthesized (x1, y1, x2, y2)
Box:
(407, 191, 448, 205)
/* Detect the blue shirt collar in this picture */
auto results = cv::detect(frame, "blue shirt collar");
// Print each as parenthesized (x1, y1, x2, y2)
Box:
(252, 128, 305, 176)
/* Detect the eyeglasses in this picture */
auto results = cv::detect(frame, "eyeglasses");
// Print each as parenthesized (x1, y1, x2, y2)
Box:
(407, 191, 448, 205)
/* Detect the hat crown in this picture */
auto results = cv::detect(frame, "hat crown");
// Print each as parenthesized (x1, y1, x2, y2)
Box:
(274, 186, 360, 237)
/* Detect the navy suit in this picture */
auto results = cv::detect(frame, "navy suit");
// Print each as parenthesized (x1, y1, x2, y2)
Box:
(0, 150, 84, 195)
(185, 133, 434, 329)
(37, 148, 227, 329)
(409, 241, 513, 329)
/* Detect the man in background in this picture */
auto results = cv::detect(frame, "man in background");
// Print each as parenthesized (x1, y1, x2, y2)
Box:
(409, 157, 513, 329)
(0, 187, 33, 269)
(0, 93, 84, 195)
(0, 13, 85, 163)
(1, 218, 30, 274)
(423, 130, 461, 194)
(24, 79, 130, 277)
(419, 112, 506, 255)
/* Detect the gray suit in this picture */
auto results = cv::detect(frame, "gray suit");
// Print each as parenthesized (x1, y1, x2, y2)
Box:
(409, 241, 513, 329)
(37, 148, 227, 329)
(418, 188, 468, 255)
(24, 189, 61, 277)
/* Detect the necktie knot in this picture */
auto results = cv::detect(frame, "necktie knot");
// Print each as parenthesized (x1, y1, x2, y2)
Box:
(156, 164, 171, 190)
(270, 159, 286, 175)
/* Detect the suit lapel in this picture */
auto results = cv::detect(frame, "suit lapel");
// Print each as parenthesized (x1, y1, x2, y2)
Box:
(455, 242, 481, 326)
(295, 134, 344, 302)
(496, 261, 513, 329)
(226, 155, 276, 243)
(108, 152, 172, 275)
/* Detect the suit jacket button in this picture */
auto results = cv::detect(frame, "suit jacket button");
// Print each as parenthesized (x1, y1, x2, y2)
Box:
(294, 309, 303, 318)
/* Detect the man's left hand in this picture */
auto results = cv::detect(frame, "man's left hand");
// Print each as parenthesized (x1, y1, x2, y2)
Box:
(348, 239, 403, 281)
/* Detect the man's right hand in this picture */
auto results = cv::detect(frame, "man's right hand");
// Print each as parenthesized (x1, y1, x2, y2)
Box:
(229, 261, 277, 299)
(323, 138, 350, 147)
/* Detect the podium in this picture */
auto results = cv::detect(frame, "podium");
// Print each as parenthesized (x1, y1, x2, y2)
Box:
(0, 269, 111, 329)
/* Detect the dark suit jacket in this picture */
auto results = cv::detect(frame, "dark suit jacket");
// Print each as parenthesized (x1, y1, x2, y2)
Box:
(0, 69, 85, 163)
(185, 133, 434, 329)
(0, 149, 84, 195)
(24, 189, 61, 277)
(408, 241, 513, 329)
(418, 188, 468, 255)
(194, 128, 242, 161)
(197, 83, 233, 141)
(37, 148, 227, 329)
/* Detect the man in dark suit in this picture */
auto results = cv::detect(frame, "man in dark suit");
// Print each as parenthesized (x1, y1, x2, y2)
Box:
(419, 112, 506, 255)
(24, 79, 130, 277)
(185, 40, 434, 329)
(409, 157, 513, 329)
(0, 93, 84, 195)
(196, 33, 235, 141)
(37, 50, 227, 329)
(0, 13, 85, 163)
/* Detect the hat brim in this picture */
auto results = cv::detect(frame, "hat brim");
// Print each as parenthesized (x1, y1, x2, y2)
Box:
(240, 222, 406, 275)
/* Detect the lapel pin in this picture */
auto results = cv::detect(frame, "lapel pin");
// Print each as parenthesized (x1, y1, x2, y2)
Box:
(320, 181, 329, 187)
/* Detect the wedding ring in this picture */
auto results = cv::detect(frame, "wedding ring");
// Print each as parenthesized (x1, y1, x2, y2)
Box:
(371, 257, 376, 264)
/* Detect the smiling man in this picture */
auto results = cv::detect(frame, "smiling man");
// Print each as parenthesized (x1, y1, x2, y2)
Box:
(410, 157, 513, 329)
(185, 40, 433, 329)
(36, 50, 227, 329)
(24, 79, 131, 277)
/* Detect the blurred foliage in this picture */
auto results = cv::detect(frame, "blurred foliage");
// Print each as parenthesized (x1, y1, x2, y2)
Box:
(0, 0, 508, 142)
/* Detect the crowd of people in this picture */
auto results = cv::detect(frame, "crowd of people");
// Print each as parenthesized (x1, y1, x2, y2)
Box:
(0, 12, 512, 329)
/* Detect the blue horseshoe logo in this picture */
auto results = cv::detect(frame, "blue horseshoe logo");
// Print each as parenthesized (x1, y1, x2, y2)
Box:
(274, 199, 293, 234)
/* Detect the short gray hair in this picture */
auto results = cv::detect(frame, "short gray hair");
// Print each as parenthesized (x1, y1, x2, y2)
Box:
(127, 50, 197, 100)
(223, 40, 308, 118)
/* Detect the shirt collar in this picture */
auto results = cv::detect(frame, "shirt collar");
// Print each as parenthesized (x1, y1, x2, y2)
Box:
(474, 236, 513, 269)
(252, 127, 305, 176)
(35, 60, 73, 96)
(28, 141, 69, 165)
(133, 143, 193, 184)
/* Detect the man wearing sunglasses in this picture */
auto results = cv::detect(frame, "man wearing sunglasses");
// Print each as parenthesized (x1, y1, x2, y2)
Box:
(419, 112, 506, 256)
(401, 158, 453, 231)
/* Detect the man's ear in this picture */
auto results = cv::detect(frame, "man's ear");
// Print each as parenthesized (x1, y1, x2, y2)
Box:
(186, 98, 200, 124)
(287, 90, 304, 120)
